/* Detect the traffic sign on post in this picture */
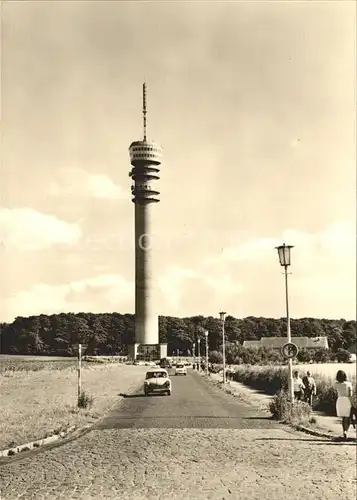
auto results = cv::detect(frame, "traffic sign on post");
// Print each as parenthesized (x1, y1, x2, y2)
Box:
(281, 342, 298, 359)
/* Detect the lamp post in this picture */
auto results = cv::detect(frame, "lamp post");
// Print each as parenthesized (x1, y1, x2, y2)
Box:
(197, 338, 201, 371)
(219, 311, 227, 383)
(275, 243, 294, 403)
(204, 330, 209, 375)
(193, 342, 196, 367)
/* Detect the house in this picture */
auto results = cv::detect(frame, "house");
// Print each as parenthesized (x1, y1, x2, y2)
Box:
(243, 336, 329, 350)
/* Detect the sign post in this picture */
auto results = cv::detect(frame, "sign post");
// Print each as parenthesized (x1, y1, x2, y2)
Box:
(281, 342, 298, 402)
(77, 344, 82, 407)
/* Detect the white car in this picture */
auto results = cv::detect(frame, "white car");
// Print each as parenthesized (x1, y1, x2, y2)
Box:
(144, 368, 172, 396)
(175, 363, 187, 376)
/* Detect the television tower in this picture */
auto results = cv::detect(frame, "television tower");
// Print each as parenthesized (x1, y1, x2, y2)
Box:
(128, 84, 167, 360)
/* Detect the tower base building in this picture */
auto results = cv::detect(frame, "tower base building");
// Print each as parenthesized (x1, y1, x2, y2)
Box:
(128, 343, 168, 362)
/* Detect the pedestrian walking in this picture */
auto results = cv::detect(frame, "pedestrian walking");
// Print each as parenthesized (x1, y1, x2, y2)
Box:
(335, 370, 353, 440)
(302, 371, 317, 406)
(292, 370, 305, 401)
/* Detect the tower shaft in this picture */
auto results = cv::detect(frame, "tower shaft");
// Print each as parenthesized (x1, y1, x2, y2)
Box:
(134, 203, 158, 345)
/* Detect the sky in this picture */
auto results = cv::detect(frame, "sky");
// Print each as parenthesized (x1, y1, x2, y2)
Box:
(0, 0, 355, 323)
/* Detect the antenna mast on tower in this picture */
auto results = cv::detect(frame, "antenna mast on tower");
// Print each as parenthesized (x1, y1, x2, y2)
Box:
(143, 82, 147, 141)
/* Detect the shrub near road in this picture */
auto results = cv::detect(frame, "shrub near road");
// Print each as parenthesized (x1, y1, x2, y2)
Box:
(231, 365, 357, 416)
(0, 359, 146, 450)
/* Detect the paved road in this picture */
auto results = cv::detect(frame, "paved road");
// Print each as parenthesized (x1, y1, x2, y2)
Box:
(0, 370, 356, 500)
(97, 368, 282, 430)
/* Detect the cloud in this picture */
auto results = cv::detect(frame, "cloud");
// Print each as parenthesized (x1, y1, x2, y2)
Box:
(157, 265, 244, 315)
(203, 220, 355, 270)
(1, 220, 354, 322)
(157, 220, 355, 319)
(0, 207, 81, 251)
(290, 137, 301, 148)
(158, 266, 198, 310)
(203, 273, 244, 297)
(2, 273, 134, 322)
(49, 168, 126, 200)
(203, 237, 276, 266)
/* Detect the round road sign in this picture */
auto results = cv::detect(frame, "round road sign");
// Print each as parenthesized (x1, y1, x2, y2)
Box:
(281, 342, 298, 359)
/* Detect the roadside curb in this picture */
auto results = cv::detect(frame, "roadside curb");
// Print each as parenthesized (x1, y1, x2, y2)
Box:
(0, 385, 140, 459)
(0, 425, 79, 458)
(293, 423, 357, 442)
(293, 425, 336, 440)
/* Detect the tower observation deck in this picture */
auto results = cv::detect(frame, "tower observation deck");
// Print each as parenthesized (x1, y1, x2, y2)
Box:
(129, 141, 162, 203)
(129, 82, 162, 204)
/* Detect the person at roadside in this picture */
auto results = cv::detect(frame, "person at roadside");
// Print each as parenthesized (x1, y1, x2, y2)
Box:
(335, 370, 353, 440)
(292, 370, 305, 401)
(302, 371, 317, 406)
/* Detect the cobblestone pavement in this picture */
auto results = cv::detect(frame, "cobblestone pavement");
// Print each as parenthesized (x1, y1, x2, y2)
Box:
(0, 371, 356, 500)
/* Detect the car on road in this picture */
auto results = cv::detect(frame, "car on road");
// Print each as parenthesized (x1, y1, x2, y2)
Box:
(159, 358, 172, 369)
(175, 363, 187, 376)
(144, 368, 172, 396)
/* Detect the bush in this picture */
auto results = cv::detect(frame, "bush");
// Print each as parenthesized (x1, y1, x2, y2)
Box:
(269, 390, 312, 425)
(232, 366, 288, 394)
(331, 349, 351, 363)
(231, 365, 356, 417)
(209, 351, 223, 364)
(312, 348, 330, 363)
(297, 348, 312, 363)
(84, 357, 107, 364)
(313, 377, 337, 413)
(78, 390, 94, 409)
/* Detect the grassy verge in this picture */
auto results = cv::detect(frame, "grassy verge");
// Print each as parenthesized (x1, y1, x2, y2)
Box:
(0, 357, 78, 373)
(231, 365, 357, 416)
(0, 363, 147, 449)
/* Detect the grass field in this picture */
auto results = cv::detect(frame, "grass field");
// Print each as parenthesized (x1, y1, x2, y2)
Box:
(0, 356, 147, 450)
(0, 355, 77, 373)
(296, 363, 356, 380)
(225, 362, 356, 380)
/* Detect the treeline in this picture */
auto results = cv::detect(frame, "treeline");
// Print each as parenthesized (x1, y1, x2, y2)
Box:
(0, 312, 355, 356)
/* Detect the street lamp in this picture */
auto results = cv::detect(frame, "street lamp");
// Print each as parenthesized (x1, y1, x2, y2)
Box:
(275, 243, 294, 403)
(204, 330, 209, 375)
(192, 342, 196, 367)
(197, 338, 201, 371)
(219, 311, 227, 383)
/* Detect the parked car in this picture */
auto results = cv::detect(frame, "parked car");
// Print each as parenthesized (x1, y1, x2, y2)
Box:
(175, 363, 187, 376)
(144, 368, 172, 396)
